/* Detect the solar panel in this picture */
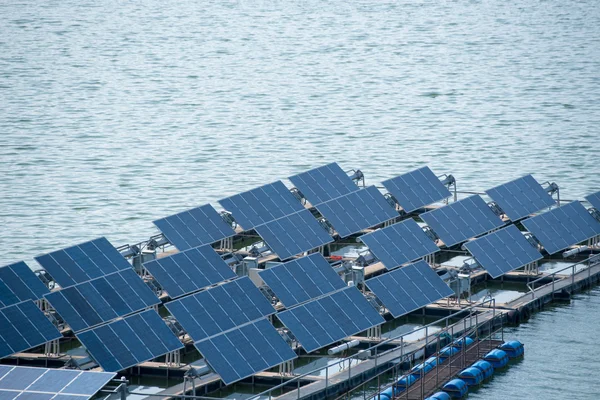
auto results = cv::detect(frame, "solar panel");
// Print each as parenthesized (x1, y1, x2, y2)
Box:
(359, 219, 439, 270)
(0, 366, 115, 399)
(463, 225, 543, 278)
(277, 287, 384, 353)
(34, 237, 131, 288)
(143, 245, 236, 299)
(521, 201, 600, 255)
(585, 190, 600, 211)
(77, 309, 183, 372)
(420, 195, 504, 247)
(382, 167, 452, 213)
(315, 186, 398, 238)
(254, 209, 334, 260)
(153, 204, 235, 252)
(165, 277, 275, 342)
(195, 318, 297, 385)
(258, 253, 345, 308)
(365, 260, 454, 318)
(288, 162, 359, 206)
(0, 262, 49, 308)
(0, 301, 62, 359)
(45, 269, 160, 333)
(219, 181, 304, 230)
(485, 175, 555, 221)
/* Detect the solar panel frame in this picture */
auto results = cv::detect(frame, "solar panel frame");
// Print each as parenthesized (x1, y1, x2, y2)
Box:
(44, 269, 160, 333)
(34, 237, 131, 288)
(254, 209, 334, 260)
(366, 260, 454, 318)
(315, 186, 398, 238)
(77, 309, 183, 373)
(218, 181, 304, 230)
(0, 366, 115, 398)
(143, 245, 236, 299)
(463, 225, 543, 278)
(288, 162, 359, 206)
(0, 262, 49, 308)
(258, 253, 345, 308)
(277, 286, 384, 353)
(420, 195, 504, 247)
(485, 175, 555, 221)
(153, 204, 235, 251)
(359, 219, 439, 270)
(0, 301, 62, 360)
(165, 277, 275, 342)
(382, 167, 452, 213)
(195, 318, 297, 385)
(521, 201, 600, 255)
(585, 190, 600, 211)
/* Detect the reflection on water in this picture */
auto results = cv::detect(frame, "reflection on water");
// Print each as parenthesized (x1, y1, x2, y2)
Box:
(470, 281, 528, 304)
(538, 259, 586, 275)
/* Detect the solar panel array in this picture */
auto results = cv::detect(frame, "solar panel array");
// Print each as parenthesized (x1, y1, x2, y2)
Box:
(143, 245, 236, 299)
(420, 195, 504, 247)
(35, 237, 131, 288)
(195, 318, 297, 385)
(254, 209, 334, 260)
(464, 225, 543, 278)
(288, 162, 359, 206)
(586, 190, 600, 211)
(165, 277, 275, 342)
(316, 186, 398, 238)
(259, 253, 345, 308)
(153, 204, 235, 251)
(0, 262, 49, 308)
(219, 181, 304, 230)
(365, 260, 454, 318)
(277, 287, 384, 353)
(0, 301, 62, 359)
(485, 175, 555, 221)
(45, 269, 160, 332)
(382, 167, 452, 213)
(77, 309, 183, 373)
(522, 201, 600, 255)
(359, 219, 439, 270)
(0, 366, 115, 400)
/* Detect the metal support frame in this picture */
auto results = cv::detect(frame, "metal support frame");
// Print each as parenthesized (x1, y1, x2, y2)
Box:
(279, 359, 295, 375)
(44, 339, 60, 357)
(165, 349, 181, 367)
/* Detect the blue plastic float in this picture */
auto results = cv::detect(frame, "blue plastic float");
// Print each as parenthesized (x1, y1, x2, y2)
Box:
(439, 346, 460, 360)
(457, 366, 483, 386)
(471, 360, 494, 379)
(451, 336, 474, 349)
(483, 349, 509, 368)
(410, 360, 434, 378)
(442, 378, 468, 398)
(499, 340, 525, 358)
(425, 392, 452, 400)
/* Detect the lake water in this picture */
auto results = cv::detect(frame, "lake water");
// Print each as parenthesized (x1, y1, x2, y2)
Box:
(1, 0, 599, 398)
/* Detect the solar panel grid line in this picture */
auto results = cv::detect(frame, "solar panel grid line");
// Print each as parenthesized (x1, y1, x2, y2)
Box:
(382, 166, 452, 213)
(0, 262, 50, 308)
(288, 162, 360, 206)
(586, 191, 600, 211)
(153, 204, 235, 251)
(485, 175, 555, 221)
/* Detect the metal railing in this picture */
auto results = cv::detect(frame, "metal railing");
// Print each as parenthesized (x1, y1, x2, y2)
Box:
(527, 254, 600, 299)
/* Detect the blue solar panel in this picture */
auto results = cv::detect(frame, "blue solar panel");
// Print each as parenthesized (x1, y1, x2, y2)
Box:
(288, 162, 359, 206)
(382, 167, 452, 213)
(485, 175, 555, 221)
(153, 204, 235, 251)
(420, 195, 504, 247)
(259, 253, 345, 308)
(277, 287, 384, 353)
(521, 201, 600, 255)
(195, 318, 297, 385)
(254, 209, 334, 260)
(0, 262, 49, 308)
(464, 225, 543, 278)
(0, 366, 115, 398)
(45, 269, 160, 333)
(165, 277, 275, 342)
(585, 190, 600, 211)
(34, 237, 131, 288)
(77, 309, 183, 372)
(219, 181, 304, 230)
(366, 260, 454, 318)
(143, 245, 236, 299)
(359, 219, 439, 270)
(316, 186, 398, 238)
(0, 301, 62, 359)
